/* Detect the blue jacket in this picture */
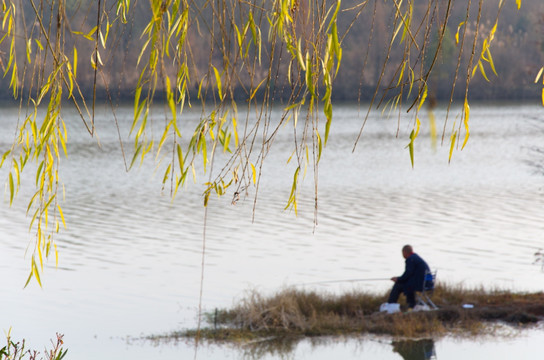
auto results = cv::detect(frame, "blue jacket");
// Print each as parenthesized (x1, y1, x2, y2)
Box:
(397, 253, 430, 291)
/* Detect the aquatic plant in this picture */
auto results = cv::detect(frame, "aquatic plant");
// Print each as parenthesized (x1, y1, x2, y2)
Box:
(0, 332, 67, 360)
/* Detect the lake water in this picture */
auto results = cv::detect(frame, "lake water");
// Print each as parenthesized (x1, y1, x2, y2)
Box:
(1, 102, 543, 359)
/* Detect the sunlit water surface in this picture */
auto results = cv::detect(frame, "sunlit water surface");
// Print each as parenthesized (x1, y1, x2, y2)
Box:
(1, 103, 543, 359)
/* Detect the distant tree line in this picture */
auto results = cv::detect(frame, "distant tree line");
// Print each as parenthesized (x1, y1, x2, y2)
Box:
(0, 0, 542, 103)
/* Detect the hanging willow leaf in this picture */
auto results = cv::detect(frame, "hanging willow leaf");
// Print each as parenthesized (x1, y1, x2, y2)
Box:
(251, 163, 257, 185)
(462, 100, 470, 149)
(429, 111, 437, 150)
(285, 167, 300, 214)
(534, 67, 544, 84)
(455, 21, 465, 45)
(57, 204, 66, 229)
(449, 128, 458, 163)
(8, 172, 14, 205)
(324, 101, 332, 145)
(485, 48, 498, 76)
(212, 65, 223, 100)
(32, 257, 42, 288)
(417, 84, 428, 112)
(406, 130, 415, 169)
(249, 78, 266, 101)
(316, 130, 323, 163)
(296, 39, 306, 71)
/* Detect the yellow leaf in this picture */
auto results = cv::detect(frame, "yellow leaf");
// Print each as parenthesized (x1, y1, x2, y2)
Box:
(462, 100, 470, 149)
(212, 65, 223, 101)
(534, 67, 544, 84)
(478, 61, 489, 81)
(54, 243, 59, 267)
(397, 61, 406, 86)
(429, 110, 437, 150)
(251, 163, 257, 184)
(250, 78, 266, 101)
(285, 167, 300, 215)
(35, 39, 43, 51)
(32, 257, 43, 288)
(449, 130, 457, 163)
(486, 48, 497, 76)
(57, 204, 66, 229)
(297, 39, 305, 71)
(177, 144, 184, 171)
(408, 130, 415, 168)
(417, 84, 428, 112)
(8, 172, 14, 205)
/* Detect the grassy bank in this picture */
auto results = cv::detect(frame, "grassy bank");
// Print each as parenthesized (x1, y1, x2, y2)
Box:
(174, 284, 544, 342)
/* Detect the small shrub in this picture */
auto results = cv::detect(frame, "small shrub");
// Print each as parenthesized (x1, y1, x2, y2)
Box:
(0, 332, 67, 360)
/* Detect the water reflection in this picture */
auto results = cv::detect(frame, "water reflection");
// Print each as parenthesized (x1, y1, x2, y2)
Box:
(238, 336, 299, 360)
(190, 336, 438, 360)
(392, 339, 436, 360)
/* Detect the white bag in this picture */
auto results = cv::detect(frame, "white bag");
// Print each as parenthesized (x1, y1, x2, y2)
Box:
(379, 302, 400, 314)
(413, 304, 430, 312)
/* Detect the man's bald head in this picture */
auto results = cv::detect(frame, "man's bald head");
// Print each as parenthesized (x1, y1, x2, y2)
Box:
(402, 245, 413, 259)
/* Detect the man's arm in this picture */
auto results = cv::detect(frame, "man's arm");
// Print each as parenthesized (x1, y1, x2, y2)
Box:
(396, 257, 416, 283)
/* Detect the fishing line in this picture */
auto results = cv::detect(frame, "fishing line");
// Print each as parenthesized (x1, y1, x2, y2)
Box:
(294, 278, 390, 286)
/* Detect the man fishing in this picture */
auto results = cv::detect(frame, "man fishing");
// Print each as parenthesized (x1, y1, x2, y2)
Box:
(387, 245, 431, 310)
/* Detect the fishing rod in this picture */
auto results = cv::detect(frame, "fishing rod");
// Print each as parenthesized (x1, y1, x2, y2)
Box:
(295, 278, 390, 286)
